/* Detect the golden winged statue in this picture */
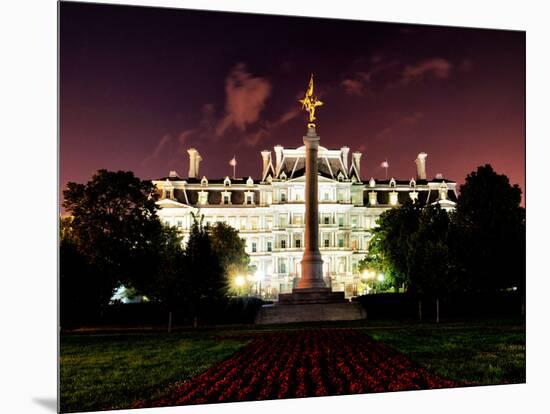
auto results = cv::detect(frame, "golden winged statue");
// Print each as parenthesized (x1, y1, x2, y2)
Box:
(299, 73, 324, 127)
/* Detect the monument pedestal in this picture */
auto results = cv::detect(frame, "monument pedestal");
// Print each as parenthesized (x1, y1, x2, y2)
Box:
(255, 286, 366, 325)
(255, 300, 366, 325)
(278, 287, 345, 304)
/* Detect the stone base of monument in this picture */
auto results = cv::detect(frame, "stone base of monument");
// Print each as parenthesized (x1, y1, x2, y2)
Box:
(255, 288, 366, 325)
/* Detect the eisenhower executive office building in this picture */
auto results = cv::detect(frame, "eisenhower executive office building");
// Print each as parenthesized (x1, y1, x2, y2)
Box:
(153, 145, 457, 300)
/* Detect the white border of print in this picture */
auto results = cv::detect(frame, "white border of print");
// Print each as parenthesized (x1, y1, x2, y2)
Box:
(1, 1, 547, 414)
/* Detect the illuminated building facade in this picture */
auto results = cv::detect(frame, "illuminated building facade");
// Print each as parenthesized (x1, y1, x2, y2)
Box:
(153, 146, 457, 299)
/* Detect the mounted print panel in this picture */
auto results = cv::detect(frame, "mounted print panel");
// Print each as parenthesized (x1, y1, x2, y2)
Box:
(59, 2, 525, 413)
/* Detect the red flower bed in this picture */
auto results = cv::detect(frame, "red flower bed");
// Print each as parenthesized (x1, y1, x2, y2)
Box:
(132, 329, 457, 408)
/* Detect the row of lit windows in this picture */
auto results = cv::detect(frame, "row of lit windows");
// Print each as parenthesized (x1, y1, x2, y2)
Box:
(163, 213, 378, 231)
(245, 233, 367, 253)
(275, 256, 352, 274)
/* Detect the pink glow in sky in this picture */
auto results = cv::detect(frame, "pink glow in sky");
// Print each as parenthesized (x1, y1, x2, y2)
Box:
(60, 3, 525, 204)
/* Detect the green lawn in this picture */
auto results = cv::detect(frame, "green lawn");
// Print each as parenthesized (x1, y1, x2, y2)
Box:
(60, 318, 525, 412)
(60, 332, 249, 413)
(362, 318, 525, 386)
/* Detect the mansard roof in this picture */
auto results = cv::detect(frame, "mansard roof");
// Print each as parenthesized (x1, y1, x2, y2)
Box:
(362, 188, 457, 206)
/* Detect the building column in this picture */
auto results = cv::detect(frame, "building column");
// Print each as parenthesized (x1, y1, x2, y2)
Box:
(298, 127, 326, 289)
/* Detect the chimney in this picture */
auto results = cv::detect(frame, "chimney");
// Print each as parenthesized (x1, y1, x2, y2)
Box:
(187, 148, 200, 178)
(261, 150, 271, 179)
(195, 153, 202, 178)
(352, 151, 362, 177)
(340, 146, 350, 172)
(415, 152, 428, 180)
(274, 145, 284, 174)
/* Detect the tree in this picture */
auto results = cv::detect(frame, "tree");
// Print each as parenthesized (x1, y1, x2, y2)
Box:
(62, 169, 163, 309)
(132, 224, 185, 306)
(359, 201, 423, 292)
(209, 222, 250, 291)
(182, 213, 226, 327)
(453, 164, 525, 293)
(408, 205, 456, 296)
(60, 217, 110, 326)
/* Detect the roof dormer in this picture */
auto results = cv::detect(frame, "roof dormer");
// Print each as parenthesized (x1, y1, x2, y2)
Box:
(223, 176, 231, 187)
(439, 181, 449, 201)
(246, 176, 254, 187)
(200, 176, 208, 187)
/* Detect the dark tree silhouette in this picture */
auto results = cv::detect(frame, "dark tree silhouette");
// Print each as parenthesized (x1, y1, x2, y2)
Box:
(209, 222, 250, 289)
(61, 170, 164, 314)
(182, 213, 225, 327)
(453, 164, 525, 293)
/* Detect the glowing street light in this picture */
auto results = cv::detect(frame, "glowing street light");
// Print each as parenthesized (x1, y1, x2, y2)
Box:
(377, 273, 385, 282)
(235, 275, 245, 287)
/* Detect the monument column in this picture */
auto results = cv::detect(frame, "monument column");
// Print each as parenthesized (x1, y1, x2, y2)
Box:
(255, 73, 366, 324)
(297, 126, 326, 289)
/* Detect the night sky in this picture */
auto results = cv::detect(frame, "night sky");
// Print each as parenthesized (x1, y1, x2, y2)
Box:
(60, 2, 525, 202)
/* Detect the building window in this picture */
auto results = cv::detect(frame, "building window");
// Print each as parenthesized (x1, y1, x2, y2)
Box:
(324, 236, 330, 248)
(198, 192, 208, 205)
(368, 191, 377, 206)
(240, 217, 246, 230)
(324, 216, 330, 225)
(278, 259, 287, 274)
(280, 239, 286, 249)
(176, 220, 183, 228)
(279, 215, 287, 228)
(267, 241, 272, 252)
(251, 242, 257, 253)
(251, 217, 258, 230)
(280, 192, 287, 202)
(266, 217, 273, 229)
(246, 195, 253, 205)
(295, 238, 301, 248)
(292, 213, 303, 225)
(223, 195, 230, 204)
(351, 239, 358, 251)
(338, 215, 344, 227)
(338, 236, 344, 248)
(351, 216, 358, 228)
(323, 192, 329, 201)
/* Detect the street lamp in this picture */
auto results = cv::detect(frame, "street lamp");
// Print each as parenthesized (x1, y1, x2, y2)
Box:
(361, 270, 382, 294)
(253, 271, 265, 296)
